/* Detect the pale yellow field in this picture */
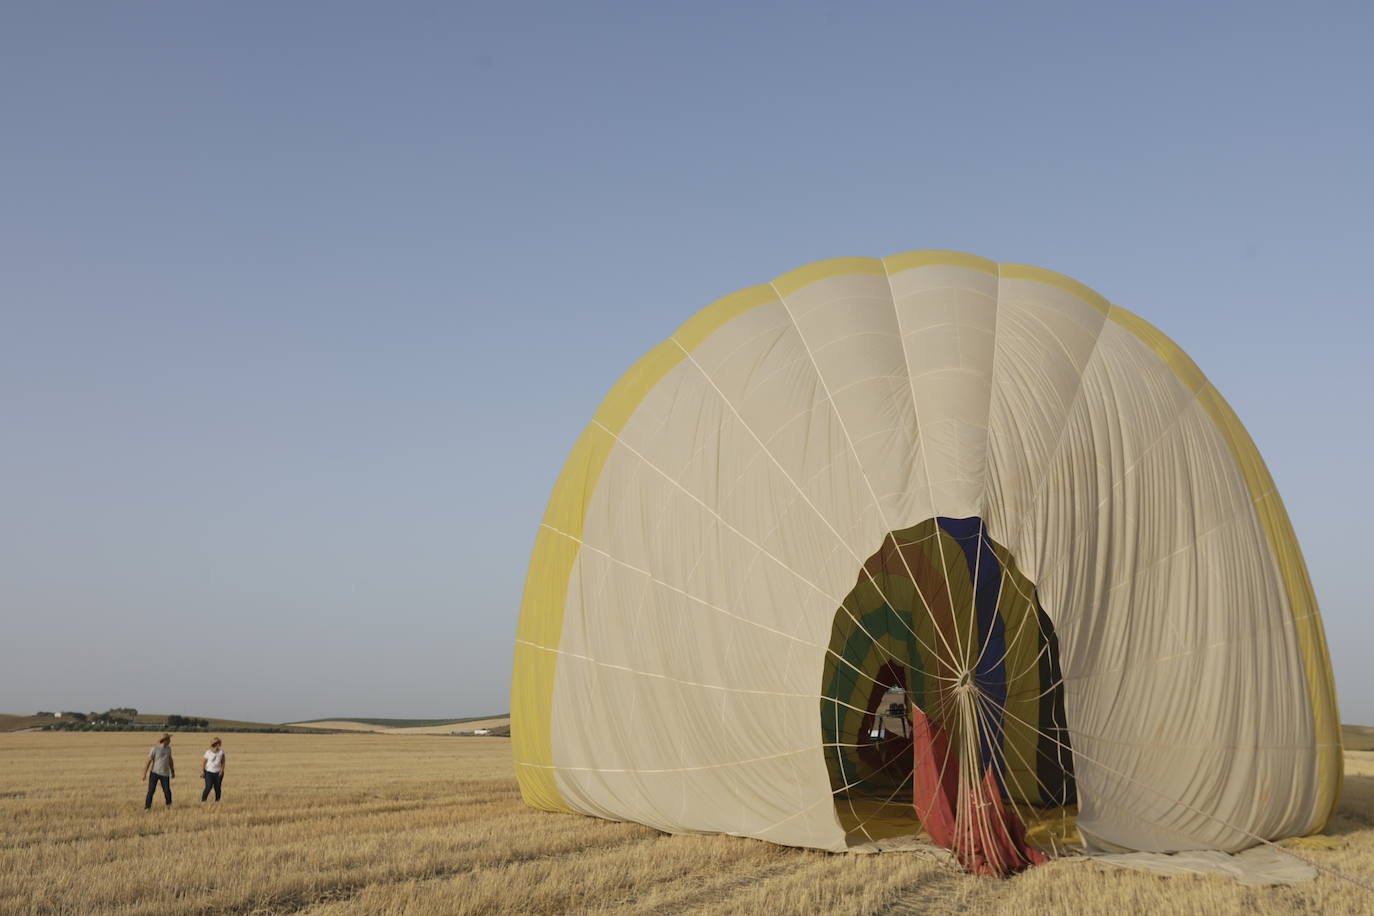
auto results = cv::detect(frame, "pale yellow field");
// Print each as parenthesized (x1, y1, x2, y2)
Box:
(2, 733, 1372, 915)
(284, 718, 511, 735)
(281, 720, 383, 732)
(380, 719, 510, 736)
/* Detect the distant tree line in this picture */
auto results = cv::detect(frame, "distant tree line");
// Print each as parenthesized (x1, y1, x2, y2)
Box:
(42, 723, 295, 733)
(41, 709, 142, 731)
(37, 709, 296, 733)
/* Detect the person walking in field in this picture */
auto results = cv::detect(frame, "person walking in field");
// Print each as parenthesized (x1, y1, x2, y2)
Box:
(142, 734, 175, 809)
(200, 738, 225, 802)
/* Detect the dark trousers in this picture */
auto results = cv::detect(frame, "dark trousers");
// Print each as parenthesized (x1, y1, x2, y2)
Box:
(145, 773, 171, 808)
(201, 770, 223, 801)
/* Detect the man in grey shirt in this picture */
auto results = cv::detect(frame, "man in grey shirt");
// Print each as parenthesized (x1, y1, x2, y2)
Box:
(142, 733, 176, 809)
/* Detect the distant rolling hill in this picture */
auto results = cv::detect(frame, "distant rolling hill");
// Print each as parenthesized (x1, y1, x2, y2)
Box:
(290, 714, 507, 729)
(0, 715, 60, 732)
(1345, 724, 1374, 752)
(126, 714, 334, 733)
(285, 714, 510, 735)
(0, 713, 341, 734)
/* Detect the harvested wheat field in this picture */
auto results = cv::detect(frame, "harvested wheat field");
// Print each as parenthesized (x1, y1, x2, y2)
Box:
(2, 733, 1372, 915)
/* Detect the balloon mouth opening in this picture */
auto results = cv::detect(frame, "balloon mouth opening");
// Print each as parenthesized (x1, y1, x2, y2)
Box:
(820, 517, 1077, 872)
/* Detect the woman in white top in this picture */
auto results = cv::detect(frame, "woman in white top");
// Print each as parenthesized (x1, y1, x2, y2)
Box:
(200, 738, 226, 802)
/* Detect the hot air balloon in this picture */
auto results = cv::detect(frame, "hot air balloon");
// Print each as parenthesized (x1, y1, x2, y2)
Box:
(511, 251, 1340, 875)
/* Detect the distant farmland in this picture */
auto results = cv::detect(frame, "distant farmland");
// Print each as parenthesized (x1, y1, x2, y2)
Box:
(288, 714, 508, 729)
(0, 713, 511, 735)
(1344, 725, 1374, 752)
(1, 713, 337, 735)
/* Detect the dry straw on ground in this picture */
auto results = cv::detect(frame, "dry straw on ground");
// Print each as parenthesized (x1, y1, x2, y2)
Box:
(2, 732, 1372, 915)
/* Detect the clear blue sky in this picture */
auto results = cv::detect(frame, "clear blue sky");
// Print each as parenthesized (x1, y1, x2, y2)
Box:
(3, 2, 1371, 723)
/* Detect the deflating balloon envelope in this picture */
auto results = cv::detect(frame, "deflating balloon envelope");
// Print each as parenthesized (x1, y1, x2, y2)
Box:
(511, 250, 1340, 869)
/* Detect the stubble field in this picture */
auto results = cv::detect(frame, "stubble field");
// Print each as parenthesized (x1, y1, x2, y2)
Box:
(2, 732, 1372, 915)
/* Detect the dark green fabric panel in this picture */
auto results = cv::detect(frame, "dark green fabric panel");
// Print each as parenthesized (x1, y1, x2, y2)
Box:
(821, 520, 1076, 812)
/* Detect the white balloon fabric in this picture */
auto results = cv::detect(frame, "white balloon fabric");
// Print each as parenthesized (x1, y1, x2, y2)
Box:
(512, 251, 1341, 856)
